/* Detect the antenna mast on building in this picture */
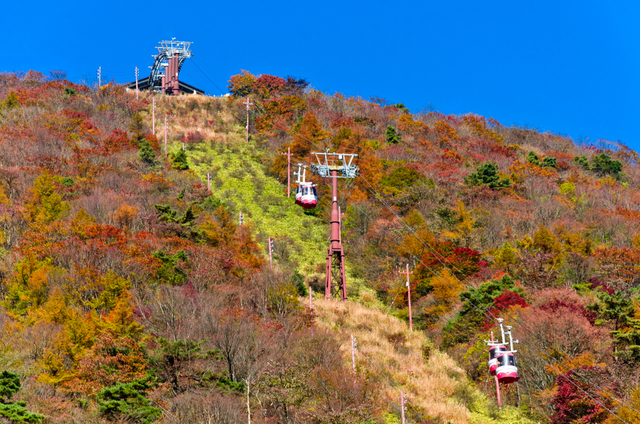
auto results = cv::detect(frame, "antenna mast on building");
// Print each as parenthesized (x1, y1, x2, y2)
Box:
(310, 152, 359, 301)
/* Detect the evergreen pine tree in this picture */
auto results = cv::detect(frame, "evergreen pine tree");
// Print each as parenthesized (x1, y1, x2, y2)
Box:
(138, 139, 156, 166)
(98, 377, 161, 424)
(0, 371, 44, 423)
(171, 149, 189, 170)
(527, 151, 540, 165)
(385, 126, 400, 144)
(464, 162, 511, 190)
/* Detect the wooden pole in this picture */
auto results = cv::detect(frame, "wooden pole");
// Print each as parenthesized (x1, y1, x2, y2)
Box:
(152, 97, 156, 134)
(164, 116, 168, 157)
(397, 265, 413, 331)
(135, 67, 139, 101)
(400, 390, 406, 424)
(351, 334, 357, 387)
(406, 264, 413, 331)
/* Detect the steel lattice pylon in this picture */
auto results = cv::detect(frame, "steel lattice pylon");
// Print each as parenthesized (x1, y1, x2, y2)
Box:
(148, 39, 193, 93)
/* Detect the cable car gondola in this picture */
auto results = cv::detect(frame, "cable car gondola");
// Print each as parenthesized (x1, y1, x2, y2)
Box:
(496, 352, 519, 384)
(295, 182, 317, 209)
(487, 345, 508, 376)
(293, 164, 317, 209)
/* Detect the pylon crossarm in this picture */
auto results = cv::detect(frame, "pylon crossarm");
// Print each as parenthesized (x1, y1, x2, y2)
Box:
(310, 152, 359, 178)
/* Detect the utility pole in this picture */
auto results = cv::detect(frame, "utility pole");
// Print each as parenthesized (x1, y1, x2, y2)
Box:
(152, 97, 156, 134)
(268, 237, 274, 271)
(207, 173, 211, 191)
(164, 116, 168, 157)
(397, 264, 414, 331)
(281, 147, 292, 197)
(97, 66, 101, 88)
(239, 211, 244, 226)
(309, 287, 313, 309)
(351, 334, 357, 386)
(135, 67, 139, 100)
(243, 98, 253, 143)
(400, 391, 407, 424)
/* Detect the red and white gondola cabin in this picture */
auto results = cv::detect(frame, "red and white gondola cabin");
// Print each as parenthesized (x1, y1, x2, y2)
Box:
(295, 182, 317, 209)
(495, 352, 519, 384)
(488, 345, 508, 376)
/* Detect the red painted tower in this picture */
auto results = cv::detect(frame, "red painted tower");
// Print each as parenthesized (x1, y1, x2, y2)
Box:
(310, 152, 359, 301)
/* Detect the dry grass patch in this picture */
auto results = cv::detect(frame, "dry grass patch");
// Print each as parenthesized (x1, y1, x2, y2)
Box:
(313, 297, 472, 423)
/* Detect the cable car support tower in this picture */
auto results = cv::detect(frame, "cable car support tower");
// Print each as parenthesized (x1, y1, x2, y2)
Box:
(310, 152, 359, 301)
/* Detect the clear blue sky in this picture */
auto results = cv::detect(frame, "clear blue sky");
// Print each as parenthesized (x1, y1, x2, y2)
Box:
(5, 1, 640, 149)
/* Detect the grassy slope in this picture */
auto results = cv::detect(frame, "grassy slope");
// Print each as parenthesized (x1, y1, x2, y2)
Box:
(152, 95, 533, 423)
(313, 297, 534, 424)
(186, 127, 328, 274)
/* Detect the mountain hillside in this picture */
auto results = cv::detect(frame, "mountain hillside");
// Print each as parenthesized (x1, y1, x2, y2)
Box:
(0, 69, 639, 423)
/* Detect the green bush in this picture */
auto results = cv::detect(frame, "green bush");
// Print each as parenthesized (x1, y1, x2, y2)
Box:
(171, 149, 189, 170)
(464, 162, 511, 190)
(138, 139, 156, 166)
(385, 126, 401, 144)
(0, 371, 43, 423)
(97, 377, 161, 424)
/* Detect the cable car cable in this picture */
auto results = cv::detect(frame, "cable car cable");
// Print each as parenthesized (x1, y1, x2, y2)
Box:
(355, 173, 640, 415)
(332, 195, 630, 423)
(185, 62, 635, 420)
(237, 87, 638, 418)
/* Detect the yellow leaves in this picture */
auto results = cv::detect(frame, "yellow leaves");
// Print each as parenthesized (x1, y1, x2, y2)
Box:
(544, 351, 603, 377)
(111, 203, 139, 230)
(0, 185, 9, 206)
(38, 350, 70, 385)
(492, 242, 520, 269)
(440, 200, 475, 244)
(433, 121, 459, 147)
(103, 289, 143, 340)
(606, 387, 640, 423)
(421, 269, 464, 329)
(461, 114, 504, 144)
(430, 268, 464, 303)
(533, 226, 561, 253)
(201, 206, 237, 248)
(37, 287, 70, 324)
(397, 113, 425, 135)
(397, 228, 436, 260)
(6, 258, 54, 315)
(559, 182, 575, 195)
(508, 160, 556, 181)
(89, 271, 131, 311)
(24, 171, 69, 225)
(70, 208, 95, 238)
(227, 70, 256, 97)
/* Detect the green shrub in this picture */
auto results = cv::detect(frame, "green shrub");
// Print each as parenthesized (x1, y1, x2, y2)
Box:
(526, 151, 539, 165)
(464, 162, 511, 190)
(97, 377, 161, 424)
(385, 126, 400, 144)
(171, 149, 189, 170)
(0, 371, 43, 423)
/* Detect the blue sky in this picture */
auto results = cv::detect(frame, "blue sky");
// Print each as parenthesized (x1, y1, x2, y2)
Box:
(5, 1, 640, 149)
